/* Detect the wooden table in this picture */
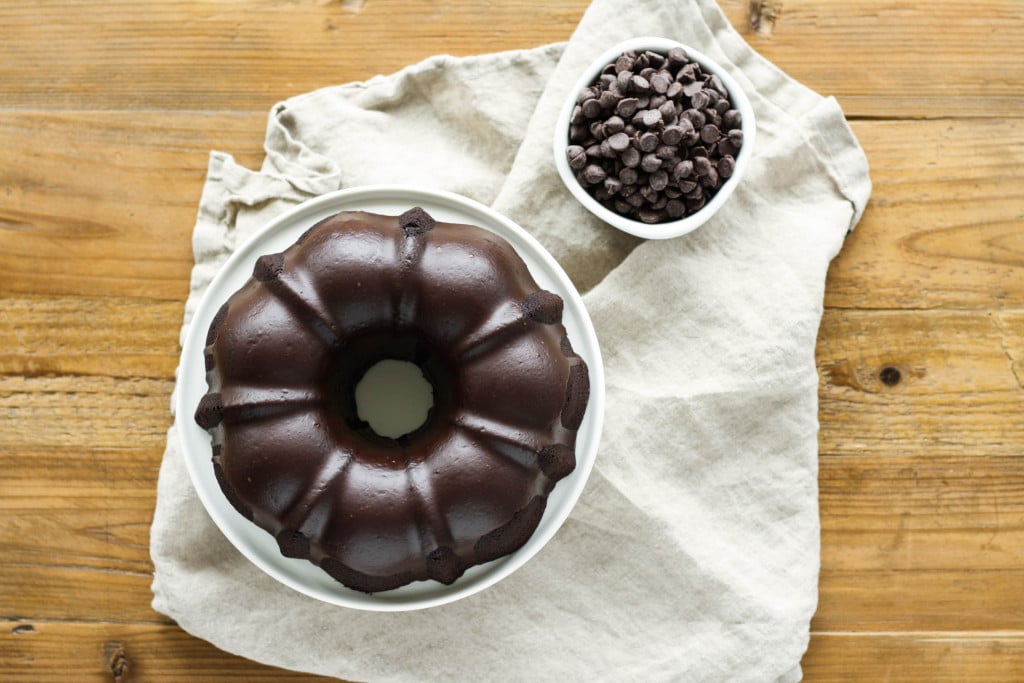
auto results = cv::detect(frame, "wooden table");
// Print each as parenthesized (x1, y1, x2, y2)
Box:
(2, 1, 1022, 680)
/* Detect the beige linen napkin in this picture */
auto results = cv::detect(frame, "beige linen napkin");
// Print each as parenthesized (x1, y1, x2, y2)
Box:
(151, 0, 870, 680)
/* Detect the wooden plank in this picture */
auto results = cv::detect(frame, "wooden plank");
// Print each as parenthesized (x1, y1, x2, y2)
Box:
(0, 566, 157, 624)
(820, 454, 1024, 573)
(0, 449, 157, 574)
(0, 622, 338, 682)
(0, 297, 182, 380)
(802, 632, 1024, 681)
(825, 118, 1024, 310)
(816, 569, 1024, 632)
(2, 445, 1022, 628)
(1, 1, 1021, 118)
(0, 0, 589, 112)
(0, 111, 265, 300)
(719, 0, 1024, 119)
(3, 621, 1024, 681)
(0, 448, 161, 624)
(0, 376, 174, 450)
(2, 114, 1022, 308)
(817, 309, 1024, 457)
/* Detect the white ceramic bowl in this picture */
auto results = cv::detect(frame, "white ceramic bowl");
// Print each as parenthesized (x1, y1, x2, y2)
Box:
(176, 185, 604, 611)
(553, 36, 756, 240)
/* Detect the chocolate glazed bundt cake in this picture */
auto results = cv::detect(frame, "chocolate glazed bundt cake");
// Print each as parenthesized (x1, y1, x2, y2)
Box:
(194, 207, 590, 593)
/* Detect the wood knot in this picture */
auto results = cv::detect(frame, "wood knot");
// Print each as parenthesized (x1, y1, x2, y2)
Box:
(879, 366, 902, 386)
(749, 0, 783, 37)
(105, 641, 130, 683)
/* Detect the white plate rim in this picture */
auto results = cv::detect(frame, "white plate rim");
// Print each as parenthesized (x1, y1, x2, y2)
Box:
(175, 185, 605, 612)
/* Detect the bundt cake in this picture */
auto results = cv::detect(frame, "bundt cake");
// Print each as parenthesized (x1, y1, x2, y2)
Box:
(194, 207, 590, 593)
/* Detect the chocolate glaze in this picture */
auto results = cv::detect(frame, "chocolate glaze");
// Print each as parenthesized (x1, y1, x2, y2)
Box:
(196, 208, 589, 593)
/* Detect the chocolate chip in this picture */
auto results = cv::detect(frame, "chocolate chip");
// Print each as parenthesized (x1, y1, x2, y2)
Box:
(655, 144, 676, 160)
(581, 164, 607, 185)
(692, 156, 713, 176)
(666, 199, 686, 218)
(619, 167, 639, 185)
(607, 131, 631, 152)
(599, 90, 619, 110)
(640, 153, 663, 173)
(650, 170, 669, 191)
(644, 51, 666, 67)
(672, 159, 694, 180)
(650, 71, 672, 94)
(605, 115, 625, 134)
(682, 108, 706, 128)
(642, 108, 663, 128)
(566, 145, 587, 170)
(661, 125, 684, 145)
(581, 98, 602, 118)
(658, 100, 677, 122)
(637, 131, 660, 152)
(667, 46, 688, 67)
(700, 124, 721, 143)
(576, 86, 598, 105)
(701, 166, 720, 188)
(682, 79, 703, 97)
(616, 97, 639, 118)
(615, 69, 632, 92)
(722, 109, 742, 130)
(620, 146, 640, 168)
(638, 208, 663, 224)
(630, 74, 651, 93)
(707, 74, 729, 97)
(718, 155, 736, 178)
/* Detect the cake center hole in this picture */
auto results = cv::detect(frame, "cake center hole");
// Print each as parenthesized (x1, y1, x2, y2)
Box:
(354, 360, 434, 439)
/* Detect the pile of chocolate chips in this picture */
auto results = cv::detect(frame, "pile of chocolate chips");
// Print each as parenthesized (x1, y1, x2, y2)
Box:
(566, 47, 744, 225)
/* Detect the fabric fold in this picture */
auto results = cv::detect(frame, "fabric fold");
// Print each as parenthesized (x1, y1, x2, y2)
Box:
(151, 1, 870, 680)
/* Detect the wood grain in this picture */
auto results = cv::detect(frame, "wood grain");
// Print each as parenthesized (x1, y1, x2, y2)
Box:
(0, 112, 265, 300)
(1, 1, 1021, 117)
(817, 309, 1024, 457)
(802, 633, 1024, 682)
(827, 119, 1024, 310)
(3, 445, 1023, 629)
(2, 0, 1023, 679)
(3, 623, 1024, 682)
(1, 622, 337, 682)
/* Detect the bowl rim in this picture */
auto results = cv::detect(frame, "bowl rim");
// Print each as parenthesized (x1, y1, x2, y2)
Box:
(175, 184, 605, 612)
(553, 36, 757, 240)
